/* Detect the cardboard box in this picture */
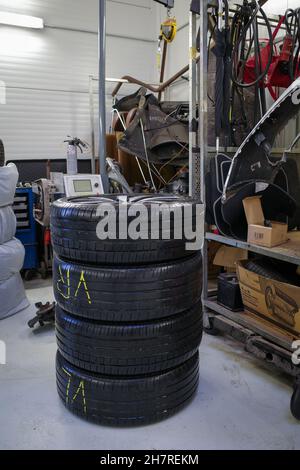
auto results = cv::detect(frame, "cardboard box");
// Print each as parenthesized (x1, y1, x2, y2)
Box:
(214, 245, 248, 272)
(243, 196, 288, 247)
(237, 260, 300, 337)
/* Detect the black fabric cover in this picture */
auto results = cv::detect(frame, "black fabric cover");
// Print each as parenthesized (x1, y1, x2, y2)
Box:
(117, 92, 189, 166)
(221, 182, 297, 240)
(224, 78, 300, 192)
(206, 153, 300, 239)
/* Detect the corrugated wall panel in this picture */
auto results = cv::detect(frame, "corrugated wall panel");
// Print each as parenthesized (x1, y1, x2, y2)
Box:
(2, 88, 92, 160)
(0, 0, 157, 161)
(0, 0, 154, 36)
(0, 0, 99, 30)
(0, 28, 155, 91)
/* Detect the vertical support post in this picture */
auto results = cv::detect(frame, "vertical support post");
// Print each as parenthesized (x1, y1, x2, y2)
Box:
(189, 10, 198, 199)
(99, 0, 109, 191)
(89, 76, 96, 174)
(199, 0, 208, 205)
(198, 0, 210, 328)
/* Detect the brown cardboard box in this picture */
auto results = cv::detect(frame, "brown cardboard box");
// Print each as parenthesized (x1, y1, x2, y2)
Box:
(214, 245, 248, 272)
(237, 260, 300, 337)
(243, 196, 288, 247)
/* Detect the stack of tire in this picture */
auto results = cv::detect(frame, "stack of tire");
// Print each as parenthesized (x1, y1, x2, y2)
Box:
(0, 145, 29, 320)
(51, 195, 203, 426)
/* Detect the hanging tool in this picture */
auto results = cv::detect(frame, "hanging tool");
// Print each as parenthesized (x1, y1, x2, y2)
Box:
(160, 14, 177, 44)
(157, 11, 177, 101)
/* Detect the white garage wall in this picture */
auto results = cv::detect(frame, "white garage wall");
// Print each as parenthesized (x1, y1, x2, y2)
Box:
(263, 0, 299, 15)
(156, 0, 190, 102)
(0, 0, 158, 160)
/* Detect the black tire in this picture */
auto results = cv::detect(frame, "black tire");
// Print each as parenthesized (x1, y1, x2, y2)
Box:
(244, 259, 299, 285)
(53, 253, 202, 322)
(56, 351, 199, 427)
(265, 286, 275, 312)
(51, 195, 198, 265)
(56, 303, 203, 375)
(0, 140, 4, 167)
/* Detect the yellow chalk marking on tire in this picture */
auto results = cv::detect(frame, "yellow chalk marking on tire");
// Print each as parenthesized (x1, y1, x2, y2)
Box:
(72, 380, 87, 415)
(62, 367, 71, 405)
(74, 271, 92, 305)
(57, 266, 71, 300)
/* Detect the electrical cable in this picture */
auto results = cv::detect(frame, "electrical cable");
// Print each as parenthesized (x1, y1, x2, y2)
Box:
(231, 0, 274, 89)
(228, 0, 274, 145)
(285, 8, 300, 82)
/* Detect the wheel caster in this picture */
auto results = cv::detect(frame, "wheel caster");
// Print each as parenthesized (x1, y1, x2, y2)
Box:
(204, 317, 220, 336)
(40, 261, 48, 280)
(24, 269, 36, 282)
(291, 379, 300, 420)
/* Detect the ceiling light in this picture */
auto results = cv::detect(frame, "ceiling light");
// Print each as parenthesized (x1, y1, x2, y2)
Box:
(0, 12, 44, 29)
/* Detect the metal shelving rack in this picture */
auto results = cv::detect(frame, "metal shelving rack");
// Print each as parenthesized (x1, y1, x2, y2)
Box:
(203, 233, 300, 347)
(202, 233, 300, 389)
(196, 1, 300, 418)
(206, 232, 300, 266)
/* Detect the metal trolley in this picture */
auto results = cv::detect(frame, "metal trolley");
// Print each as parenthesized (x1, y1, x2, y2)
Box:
(192, 1, 300, 420)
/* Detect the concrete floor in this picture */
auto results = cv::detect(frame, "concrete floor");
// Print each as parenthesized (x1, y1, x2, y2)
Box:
(0, 278, 299, 451)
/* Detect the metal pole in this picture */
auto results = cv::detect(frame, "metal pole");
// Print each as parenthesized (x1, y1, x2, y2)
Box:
(198, 0, 210, 329)
(89, 75, 96, 174)
(199, 0, 208, 205)
(189, 10, 197, 198)
(99, 0, 109, 191)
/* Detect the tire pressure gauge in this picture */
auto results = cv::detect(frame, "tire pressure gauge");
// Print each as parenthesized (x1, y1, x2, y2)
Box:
(63, 174, 104, 198)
